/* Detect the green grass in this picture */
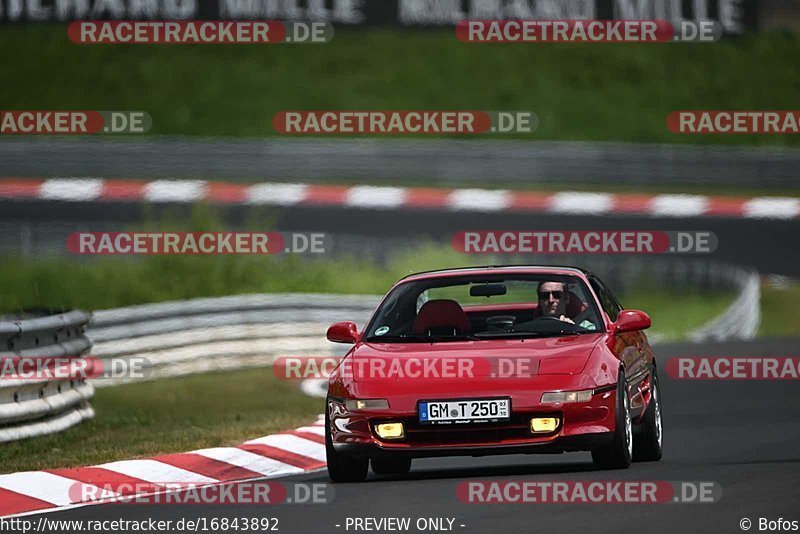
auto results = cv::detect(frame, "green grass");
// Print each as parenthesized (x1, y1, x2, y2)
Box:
(759, 279, 800, 337)
(1, 26, 799, 146)
(0, 250, 733, 337)
(0, 205, 737, 336)
(0, 253, 386, 312)
(0, 367, 321, 474)
(625, 288, 733, 341)
(0, 231, 734, 339)
(0, 244, 450, 312)
(0, 222, 728, 326)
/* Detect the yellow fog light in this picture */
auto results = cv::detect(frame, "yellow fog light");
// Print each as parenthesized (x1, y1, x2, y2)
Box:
(375, 422, 405, 440)
(530, 417, 560, 433)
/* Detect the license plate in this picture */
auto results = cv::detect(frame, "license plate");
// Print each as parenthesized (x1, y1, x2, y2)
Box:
(418, 398, 510, 424)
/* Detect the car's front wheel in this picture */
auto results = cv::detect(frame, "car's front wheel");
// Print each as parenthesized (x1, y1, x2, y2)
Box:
(371, 456, 412, 476)
(634, 369, 663, 462)
(325, 400, 368, 483)
(591, 372, 633, 470)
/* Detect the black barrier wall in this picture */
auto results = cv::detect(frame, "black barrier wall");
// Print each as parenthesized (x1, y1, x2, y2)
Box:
(0, 0, 759, 33)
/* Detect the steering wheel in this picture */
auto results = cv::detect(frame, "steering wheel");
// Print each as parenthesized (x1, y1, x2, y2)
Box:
(486, 315, 516, 331)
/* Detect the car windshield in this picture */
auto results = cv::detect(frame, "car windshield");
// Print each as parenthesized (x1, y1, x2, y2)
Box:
(364, 273, 605, 343)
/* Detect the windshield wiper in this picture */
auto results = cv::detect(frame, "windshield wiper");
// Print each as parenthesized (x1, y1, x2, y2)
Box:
(423, 334, 480, 342)
(365, 334, 478, 343)
(474, 331, 582, 339)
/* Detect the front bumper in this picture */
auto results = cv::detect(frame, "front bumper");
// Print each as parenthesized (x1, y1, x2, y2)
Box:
(334, 431, 614, 459)
(328, 389, 617, 459)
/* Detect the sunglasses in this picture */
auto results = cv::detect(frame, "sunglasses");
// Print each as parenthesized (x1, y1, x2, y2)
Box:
(537, 290, 564, 300)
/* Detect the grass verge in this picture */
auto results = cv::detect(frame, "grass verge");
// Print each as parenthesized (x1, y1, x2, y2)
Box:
(0, 241, 734, 338)
(0, 26, 799, 146)
(631, 287, 733, 342)
(759, 278, 800, 337)
(0, 367, 321, 474)
(0, 205, 738, 337)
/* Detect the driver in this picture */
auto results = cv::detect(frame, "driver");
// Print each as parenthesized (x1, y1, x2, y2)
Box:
(536, 281, 598, 330)
(537, 281, 574, 324)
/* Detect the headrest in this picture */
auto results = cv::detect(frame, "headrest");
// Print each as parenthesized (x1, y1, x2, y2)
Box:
(413, 299, 471, 335)
(565, 291, 588, 318)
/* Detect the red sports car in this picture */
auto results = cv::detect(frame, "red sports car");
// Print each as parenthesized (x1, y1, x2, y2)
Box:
(324, 265, 663, 482)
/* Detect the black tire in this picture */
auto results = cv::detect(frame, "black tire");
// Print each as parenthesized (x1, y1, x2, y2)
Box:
(371, 456, 412, 476)
(633, 370, 664, 462)
(591, 372, 633, 470)
(325, 400, 368, 483)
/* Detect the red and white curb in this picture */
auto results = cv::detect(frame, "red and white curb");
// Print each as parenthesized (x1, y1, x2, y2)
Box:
(0, 415, 326, 518)
(0, 178, 798, 219)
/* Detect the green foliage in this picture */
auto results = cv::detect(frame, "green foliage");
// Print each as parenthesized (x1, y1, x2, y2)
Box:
(0, 27, 798, 145)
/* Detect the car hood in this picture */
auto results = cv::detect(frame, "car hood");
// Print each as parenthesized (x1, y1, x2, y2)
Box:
(345, 334, 604, 382)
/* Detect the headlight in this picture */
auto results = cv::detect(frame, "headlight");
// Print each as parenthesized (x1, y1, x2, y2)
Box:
(540, 390, 593, 404)
(375, 422, 405, 439)
(345, 398, 390, 410)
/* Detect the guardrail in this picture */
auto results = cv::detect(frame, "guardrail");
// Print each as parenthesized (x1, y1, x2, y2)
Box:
(1, 138, 798, 188)
(689, 267, 761, 342)
(89, 294, 379, 385)
(0, 310, 94, 443)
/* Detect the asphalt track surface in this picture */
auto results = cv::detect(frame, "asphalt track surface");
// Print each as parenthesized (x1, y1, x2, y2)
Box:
(22, 337, 800, 534)
(2, 200, 799, 276)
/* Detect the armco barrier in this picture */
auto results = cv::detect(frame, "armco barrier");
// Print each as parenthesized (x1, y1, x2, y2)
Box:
(1, 138, 799, 189)
(0, 310, 94, 443)
(688, 268, 761, 341)
(88, 294, 380, 385)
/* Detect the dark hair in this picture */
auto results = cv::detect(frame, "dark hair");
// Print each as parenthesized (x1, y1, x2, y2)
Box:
(537, 280, 567, 295)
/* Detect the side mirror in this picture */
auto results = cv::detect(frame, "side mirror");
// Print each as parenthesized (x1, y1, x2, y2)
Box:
(613, 310, 651, 334)
(327, 321, 360, 344)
